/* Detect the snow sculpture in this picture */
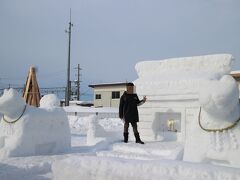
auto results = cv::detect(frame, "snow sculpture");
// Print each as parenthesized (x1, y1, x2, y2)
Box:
(184, 75, 240, 166)
(87, 115, 107, 145)
(134, 54, 240, 167)
(0, 89, 71, 158)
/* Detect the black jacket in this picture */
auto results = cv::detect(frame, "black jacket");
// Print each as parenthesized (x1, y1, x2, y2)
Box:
(119, 92, 144, 123)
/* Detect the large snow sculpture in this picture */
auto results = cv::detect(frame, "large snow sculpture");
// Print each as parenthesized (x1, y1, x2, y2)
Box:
(0, 89, 71, 158)
(134, 54, 240, 167)
(184, 75, 240, 166)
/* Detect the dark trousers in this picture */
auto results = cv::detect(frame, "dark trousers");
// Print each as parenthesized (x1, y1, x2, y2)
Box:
(124, 122, 139, 134)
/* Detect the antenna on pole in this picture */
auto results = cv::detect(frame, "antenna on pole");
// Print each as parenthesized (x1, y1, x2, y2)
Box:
(65, 8, 73, 106)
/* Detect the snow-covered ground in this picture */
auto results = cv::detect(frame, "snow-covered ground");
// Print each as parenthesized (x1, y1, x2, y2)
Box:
(1, 54, 240, 179)
(0, 54, 240, 180)
(0, 105, 240, 180)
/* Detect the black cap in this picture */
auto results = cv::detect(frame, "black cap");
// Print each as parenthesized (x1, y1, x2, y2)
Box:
(127, 82, 134, 86)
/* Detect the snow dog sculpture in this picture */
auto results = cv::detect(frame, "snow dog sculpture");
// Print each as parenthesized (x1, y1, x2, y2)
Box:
(0, 89, 71, 158)
(184, 74, 240, 166)
(134, 54, 240, 167)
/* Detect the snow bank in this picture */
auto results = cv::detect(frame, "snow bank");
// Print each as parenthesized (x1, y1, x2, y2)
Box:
(0, 89, 71, 158)
(40, 94, 60, 108)
(0, 157, 52, 180)
(52, 156, 240, 180)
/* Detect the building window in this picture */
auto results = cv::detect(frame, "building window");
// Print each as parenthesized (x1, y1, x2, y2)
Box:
(112, 91, 120, 99)
(95, 94, 101, 99)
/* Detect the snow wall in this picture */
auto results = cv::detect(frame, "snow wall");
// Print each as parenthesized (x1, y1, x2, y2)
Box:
(52, 156, 240, 180)
(134, 54, 240, 167)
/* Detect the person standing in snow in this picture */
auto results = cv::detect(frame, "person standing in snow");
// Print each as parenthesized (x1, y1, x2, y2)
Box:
(119, 82, 147, 144)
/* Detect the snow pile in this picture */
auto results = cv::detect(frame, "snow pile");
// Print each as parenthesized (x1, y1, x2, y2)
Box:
(0, 89, 71, 158)
(0, 100, 239, 179)
(52, 156, 240, 180)
(0, 156, 53, 180)
(40, 94, 60, 108)
(134, 54, 234, 95)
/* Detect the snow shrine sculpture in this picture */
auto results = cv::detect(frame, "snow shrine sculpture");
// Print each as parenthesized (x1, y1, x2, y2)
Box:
(134, 54, 240, 167)
(0, 89, 71, 158)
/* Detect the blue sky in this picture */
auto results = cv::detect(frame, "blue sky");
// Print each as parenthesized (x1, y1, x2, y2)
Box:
(1, 0, 240, 98)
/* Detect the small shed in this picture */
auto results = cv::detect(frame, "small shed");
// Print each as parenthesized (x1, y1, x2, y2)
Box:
(89, 82, 128, 107)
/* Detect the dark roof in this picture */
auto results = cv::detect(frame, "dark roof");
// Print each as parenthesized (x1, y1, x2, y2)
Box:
(89, 82, 128, 88)
(231, 73, 240, 78)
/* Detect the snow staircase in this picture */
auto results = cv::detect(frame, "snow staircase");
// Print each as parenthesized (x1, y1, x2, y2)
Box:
(97, 141, 184, 160)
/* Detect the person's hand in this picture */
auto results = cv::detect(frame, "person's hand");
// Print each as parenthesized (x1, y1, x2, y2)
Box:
(143, 96, 147, 102)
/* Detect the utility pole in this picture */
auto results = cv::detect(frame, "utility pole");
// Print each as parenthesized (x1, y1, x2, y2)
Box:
(65, 9, 73, 106)
(75, 64, 82, 101)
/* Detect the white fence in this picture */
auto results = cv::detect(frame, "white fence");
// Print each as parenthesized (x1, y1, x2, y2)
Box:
(66, 112, 119, 119)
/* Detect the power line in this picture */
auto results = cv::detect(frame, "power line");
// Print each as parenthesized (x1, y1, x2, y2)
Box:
(38, 69, 66, 78)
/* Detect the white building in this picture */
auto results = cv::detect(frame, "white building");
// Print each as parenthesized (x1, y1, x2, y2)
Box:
(231, 71, 240, 93)
(89, 82, 128, 107)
